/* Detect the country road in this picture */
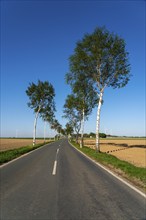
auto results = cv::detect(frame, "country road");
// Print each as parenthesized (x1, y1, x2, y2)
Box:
(0, 139, 145, 220)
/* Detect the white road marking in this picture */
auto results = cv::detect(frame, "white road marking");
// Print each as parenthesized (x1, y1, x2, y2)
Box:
(52, 148, 59, 175)
(52, 160, 57, 175)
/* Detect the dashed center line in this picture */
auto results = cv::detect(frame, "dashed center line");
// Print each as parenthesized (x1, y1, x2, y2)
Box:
(52, 161, 57, 175)
(52, 148, 59, 175)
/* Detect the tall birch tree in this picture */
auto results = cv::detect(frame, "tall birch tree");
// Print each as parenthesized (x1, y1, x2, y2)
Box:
(26, 80, 56, 145)
(67, 27, 131, 152)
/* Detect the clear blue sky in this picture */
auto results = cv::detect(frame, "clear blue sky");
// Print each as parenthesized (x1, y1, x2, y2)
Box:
(1, 0, 145, 137)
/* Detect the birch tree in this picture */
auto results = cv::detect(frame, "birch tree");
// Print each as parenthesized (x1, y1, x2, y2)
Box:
(63, 94, 82, 143)
(67, 27, 131, 152)
(66, 73, 98, 147)
(26, 80, 55, 145)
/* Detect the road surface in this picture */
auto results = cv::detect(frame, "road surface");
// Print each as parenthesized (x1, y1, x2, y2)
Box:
(0, 139, 145, 220)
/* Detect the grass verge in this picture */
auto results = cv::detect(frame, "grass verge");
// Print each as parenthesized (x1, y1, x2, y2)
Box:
(70, 141, 146, 191)
(0, 141, 53, 165)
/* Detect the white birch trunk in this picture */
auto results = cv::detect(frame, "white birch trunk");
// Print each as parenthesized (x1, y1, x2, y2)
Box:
(33, 106, 41, 146)
(96, 91, 103, 152)
(80, 108, 85, 148)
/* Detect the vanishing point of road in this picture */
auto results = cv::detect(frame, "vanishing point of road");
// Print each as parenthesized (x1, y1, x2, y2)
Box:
(0, 139, 145, 220)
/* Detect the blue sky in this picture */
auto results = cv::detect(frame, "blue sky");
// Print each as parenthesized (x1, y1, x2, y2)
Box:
(1, 0, 145, 137)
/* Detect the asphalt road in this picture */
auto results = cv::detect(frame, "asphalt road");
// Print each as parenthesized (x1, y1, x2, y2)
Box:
(0, 139, 145, 220)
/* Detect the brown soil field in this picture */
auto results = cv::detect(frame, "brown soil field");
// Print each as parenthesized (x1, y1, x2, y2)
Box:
(83, 138, 146, 168)
(0, 138, 51, 152)
(84, 138, 146, 146)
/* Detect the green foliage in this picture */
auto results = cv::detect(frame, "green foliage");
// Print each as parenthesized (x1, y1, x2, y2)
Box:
(66, 74, 98, 117)
(51, 119, 63, 134)
(26, 80, 56, 122)
(63, 94, 82, 136)
(89, 132, 96, 137)
(99, 133, 107, 138)
(67, 26, 131, 93)
(65, 123, 74, 135)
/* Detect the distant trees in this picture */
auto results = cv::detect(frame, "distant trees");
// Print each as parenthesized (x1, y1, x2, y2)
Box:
(99, 133, 106, 138)
(67, 26, 131, 152)
(50, 118, 64, 139)
(26, 80, 56, 145)
(89, 132, 96, 138)
(81, 132, 106, 138)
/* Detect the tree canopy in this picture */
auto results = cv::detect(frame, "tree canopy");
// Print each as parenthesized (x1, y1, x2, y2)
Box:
(26, 80, 56, 115)
(66, 74, 98, 117)
(68, 26, 130, 93)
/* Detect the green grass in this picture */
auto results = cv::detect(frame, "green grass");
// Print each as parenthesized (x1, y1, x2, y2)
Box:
(71, 141, 146, 188)
(0, 141, 53, 165)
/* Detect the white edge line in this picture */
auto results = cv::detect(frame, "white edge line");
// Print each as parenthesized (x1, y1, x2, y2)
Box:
(52, 160, 57, 175)
(0, 142, 55, 169)
(69, 141, 146, 198)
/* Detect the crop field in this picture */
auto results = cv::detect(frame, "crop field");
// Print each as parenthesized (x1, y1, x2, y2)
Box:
(0, 138, 52, 152)
(83, 138, 146, 168)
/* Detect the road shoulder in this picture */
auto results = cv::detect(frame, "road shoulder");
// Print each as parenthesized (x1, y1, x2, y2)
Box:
(69, 140, 146, 198)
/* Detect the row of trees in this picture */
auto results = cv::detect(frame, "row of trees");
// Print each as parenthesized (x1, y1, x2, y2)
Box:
(26, 26, 130, 151)
(25, 80, 73, 145)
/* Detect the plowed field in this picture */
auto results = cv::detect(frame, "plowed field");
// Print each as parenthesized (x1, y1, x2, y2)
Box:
(83, 138, 146, 168)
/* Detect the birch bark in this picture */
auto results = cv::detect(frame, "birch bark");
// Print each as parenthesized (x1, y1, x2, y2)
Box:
(33, 106, 41, 146)
(95, 91, 103, 152)
(80, 108, 85, 148)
